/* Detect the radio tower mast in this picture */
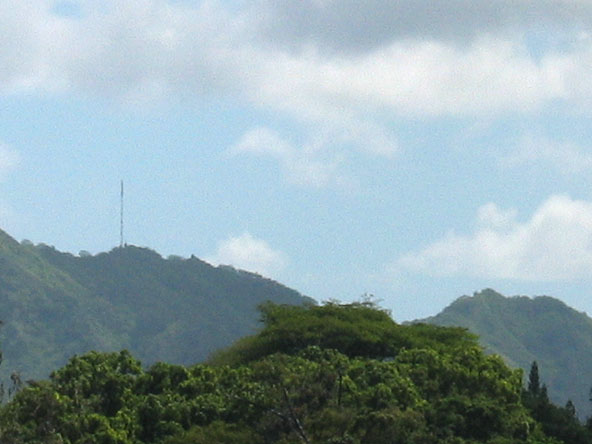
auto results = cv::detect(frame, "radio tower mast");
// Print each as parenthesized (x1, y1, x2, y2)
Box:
(120, 180, 124, 248)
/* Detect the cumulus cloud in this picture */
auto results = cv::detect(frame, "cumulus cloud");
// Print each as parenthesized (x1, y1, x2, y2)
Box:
(0, 1, 73, 93)
(477, 202, 517, 231)
(396, 195, 592, 281)
(0, 0, 243, 98)
(1, 0, 592, 164)
(0, 143, 20, 181)
(205, 232, 287, 278)
(0, 1, 586, 113)
(249, 37, 571, 118)
(231, 127, 352, 188)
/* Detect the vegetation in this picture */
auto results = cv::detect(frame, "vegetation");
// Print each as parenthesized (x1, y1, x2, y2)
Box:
(422, 288, 592, 418)
(3, 228, 592, 443)
(0, 301, 577, 444)
(522, 361, 592, 444)
(210, 301, 476, 365)
(0, 229, 312, 382)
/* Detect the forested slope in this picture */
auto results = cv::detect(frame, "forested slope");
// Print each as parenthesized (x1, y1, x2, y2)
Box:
(422, 289, 592, 418)
(1, 302, 587, 444)
(0, 229, 312, 381)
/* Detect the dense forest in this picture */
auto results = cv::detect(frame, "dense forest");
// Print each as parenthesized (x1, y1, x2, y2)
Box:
(0, 301, 590, 444)
(0, 229, 311, 381)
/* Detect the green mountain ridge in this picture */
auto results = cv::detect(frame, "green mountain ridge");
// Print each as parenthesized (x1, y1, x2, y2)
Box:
(4, 225, 592, 428)
(0, 229, 313, 382)
(422, 288, 592, 418)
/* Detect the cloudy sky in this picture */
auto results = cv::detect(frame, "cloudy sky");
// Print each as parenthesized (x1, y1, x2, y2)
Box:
(2, 0, 592, 320)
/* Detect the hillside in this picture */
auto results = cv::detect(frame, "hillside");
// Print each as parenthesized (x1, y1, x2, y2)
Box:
(0, 229, 313, 381)
(422, 289, 592, 418)
(2, 302, 580, 444)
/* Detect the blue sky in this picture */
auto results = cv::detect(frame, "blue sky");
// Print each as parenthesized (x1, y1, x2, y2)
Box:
(2, 0, 592, 320)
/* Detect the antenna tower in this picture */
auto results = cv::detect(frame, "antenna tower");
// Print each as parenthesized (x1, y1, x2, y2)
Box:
(120, 180, 124, 248)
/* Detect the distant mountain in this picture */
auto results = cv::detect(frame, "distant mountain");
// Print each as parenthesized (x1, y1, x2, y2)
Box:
(0, 229, 313, 382)
(421, 289, 592, 418)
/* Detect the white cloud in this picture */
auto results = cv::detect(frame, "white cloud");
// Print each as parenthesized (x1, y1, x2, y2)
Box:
(232, 127, 291, 157)
(0, 143, 20, 181)
(0, 1, 586, 114)
(0, 1, 73, 93)
(249, 37, 570, 118)
(232, 127, 345, 188)
(1, 0, 592, 160)
(0, 0, 243, 98)
(477, 202, 517, 231)
(205, 232, 287, 278)
(501, 135, 592, 174)
(396, 195, 592, 281)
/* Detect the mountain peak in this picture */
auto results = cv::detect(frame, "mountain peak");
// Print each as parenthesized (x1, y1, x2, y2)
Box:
(424, 289, 592, 418)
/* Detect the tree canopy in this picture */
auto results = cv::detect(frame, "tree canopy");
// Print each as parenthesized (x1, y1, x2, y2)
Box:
(0, 301, 586, 443)
(0, 231, 312, 383)
(209, 300, 478, 365)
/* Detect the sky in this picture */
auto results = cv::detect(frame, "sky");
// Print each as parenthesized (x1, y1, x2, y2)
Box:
(2, 0, 592, 321)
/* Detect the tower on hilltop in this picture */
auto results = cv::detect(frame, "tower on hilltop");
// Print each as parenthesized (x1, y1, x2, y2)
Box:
(120, 180, 124, 248)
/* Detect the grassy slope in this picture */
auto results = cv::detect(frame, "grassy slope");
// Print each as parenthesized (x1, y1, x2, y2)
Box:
(423, 288, 592, 418)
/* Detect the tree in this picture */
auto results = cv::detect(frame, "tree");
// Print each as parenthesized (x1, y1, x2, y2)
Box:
(0, 303, 577, 444)
(528, 361, 541, 396)
(565, 400, 576, 417)
(522, 362, 592, 444)
(209, 301, 477, 366)
(163, 421, 263, 444)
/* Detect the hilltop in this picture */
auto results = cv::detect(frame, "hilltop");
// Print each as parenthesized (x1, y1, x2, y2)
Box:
(0, 229, 313, 381)
(422, 289, 592, 418)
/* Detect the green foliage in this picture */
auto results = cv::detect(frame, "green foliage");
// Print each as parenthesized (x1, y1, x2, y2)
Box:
(5, 230, 586, 443)
(423, 288, 592, 417)
(0, 229, 312, 383)
(210, 301, 478, 365)
(522, 361, 592, 444)
(162, 421, 263, 444)
(0, 302, 567, 444)
(528, 361, 541, 396)
(51, 351, 142, 417)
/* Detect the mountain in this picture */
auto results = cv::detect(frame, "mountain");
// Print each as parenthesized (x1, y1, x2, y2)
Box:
(422, 289, 592, 418)
(0, 229, 313, 382)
